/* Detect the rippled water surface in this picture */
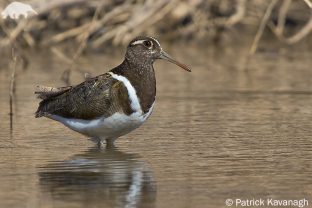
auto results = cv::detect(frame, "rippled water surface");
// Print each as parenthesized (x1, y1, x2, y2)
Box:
(0, 41, 312, 208)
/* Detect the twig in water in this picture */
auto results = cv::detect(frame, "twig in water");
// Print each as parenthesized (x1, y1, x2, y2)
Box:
(284, 16, 312, 44)
(276, 0, 292, 36)
(226, 0, 246, 27)
(268, 0, 312, 44)
(2, 1, 36, 133)
(249, 0, 278, 55)
(9, 45, 17, 132)
(303, 0, 312, 8)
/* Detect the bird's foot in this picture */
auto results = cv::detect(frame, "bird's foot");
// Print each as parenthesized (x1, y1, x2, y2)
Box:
(90, 137, 115, 149)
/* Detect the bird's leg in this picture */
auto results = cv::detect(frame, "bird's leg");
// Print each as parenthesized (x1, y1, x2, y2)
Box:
(89, 137, 105, 148)
(105, 138, 115, 149)
(91, 137, 115, 149)
(97, 140, 106, 149)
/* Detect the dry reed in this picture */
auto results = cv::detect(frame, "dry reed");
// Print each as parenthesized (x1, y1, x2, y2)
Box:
(0, 0, 310, 50)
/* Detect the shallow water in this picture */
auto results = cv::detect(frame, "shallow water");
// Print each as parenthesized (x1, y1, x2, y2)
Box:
(1, 40, 312, 208)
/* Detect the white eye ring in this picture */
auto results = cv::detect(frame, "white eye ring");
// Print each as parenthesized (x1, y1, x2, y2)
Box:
(143, 40, 153, 49)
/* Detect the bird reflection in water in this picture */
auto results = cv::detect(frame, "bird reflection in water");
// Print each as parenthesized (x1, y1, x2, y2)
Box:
(38, 147, 156, 208)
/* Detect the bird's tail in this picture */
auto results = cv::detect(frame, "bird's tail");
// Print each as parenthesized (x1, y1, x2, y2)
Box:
(35, 85, 72, 100)
(34, 85, 72, 118)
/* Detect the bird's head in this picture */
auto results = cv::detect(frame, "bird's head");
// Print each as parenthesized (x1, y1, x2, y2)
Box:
(125, 36, 191, 72)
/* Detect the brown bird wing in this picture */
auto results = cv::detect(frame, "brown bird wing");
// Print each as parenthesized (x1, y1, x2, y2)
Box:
(35, 73, 133, 120)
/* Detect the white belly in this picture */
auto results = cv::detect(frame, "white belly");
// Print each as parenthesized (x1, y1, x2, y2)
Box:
(50, 104, 154, 140)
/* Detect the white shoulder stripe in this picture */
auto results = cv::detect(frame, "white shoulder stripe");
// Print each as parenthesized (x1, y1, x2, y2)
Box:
(109, 72, 142, 113)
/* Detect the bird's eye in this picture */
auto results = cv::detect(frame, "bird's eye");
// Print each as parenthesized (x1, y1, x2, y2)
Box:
(143, 40, 153, 49)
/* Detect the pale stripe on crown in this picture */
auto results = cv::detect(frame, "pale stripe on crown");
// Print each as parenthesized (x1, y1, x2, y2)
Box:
(131, 40, 145, 46)
(130, 37, 161, 48)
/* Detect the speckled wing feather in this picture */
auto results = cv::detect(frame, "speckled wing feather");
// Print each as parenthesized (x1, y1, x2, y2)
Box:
(35, 85, 73, 99)
(35, 73, 133, 120)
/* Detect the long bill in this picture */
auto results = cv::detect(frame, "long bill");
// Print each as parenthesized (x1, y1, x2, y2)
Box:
(159, 51, 191, 72)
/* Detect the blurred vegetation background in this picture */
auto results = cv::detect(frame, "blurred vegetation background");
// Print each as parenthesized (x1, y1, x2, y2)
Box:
(0, 0, 311, 50)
